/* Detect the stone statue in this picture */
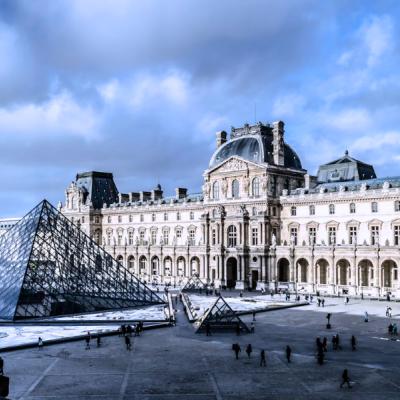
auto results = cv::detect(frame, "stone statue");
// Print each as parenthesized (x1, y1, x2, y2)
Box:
(261, 175, 268, 192)
(271, 233, 276, 246)
(221, 179, 228, 195)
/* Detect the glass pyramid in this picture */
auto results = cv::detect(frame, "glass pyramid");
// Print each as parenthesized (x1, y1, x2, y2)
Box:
(181, 274, 207, 292)
(0, 200, 164, 320)
(195, 295, 250, 333)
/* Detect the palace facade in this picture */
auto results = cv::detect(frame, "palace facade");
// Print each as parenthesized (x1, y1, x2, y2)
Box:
(59, 121, 400, 298)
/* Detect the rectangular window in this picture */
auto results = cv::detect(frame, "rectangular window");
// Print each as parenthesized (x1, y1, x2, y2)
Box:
(118, 232, 123, 246)
(328, 226, 336, 245)
(139, 230, 145, 245)
(371, 202, 378, 213)
(151, 230, 157, 245)
(309, 205, 315, 215)
(394, 225, 400, 245)
(163, 230, 169, 245)
(291, 206, 296, 216)
(371, 226, 379, 245)
(128, 231, 134, 245)
(290, 227, 297, 245)
(212, 229, 216, 245)
(189, 229, 196, 245)
(308, 227, 316, 245)
(176, 230, 182, 238)
(252, 227, 258, 246)
(349, 226, 357, 245)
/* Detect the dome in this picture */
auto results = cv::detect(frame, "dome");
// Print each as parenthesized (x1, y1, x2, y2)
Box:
(209, 135, 302, 170)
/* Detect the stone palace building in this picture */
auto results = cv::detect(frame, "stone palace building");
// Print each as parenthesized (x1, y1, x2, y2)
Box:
(55, 121, 400, 297)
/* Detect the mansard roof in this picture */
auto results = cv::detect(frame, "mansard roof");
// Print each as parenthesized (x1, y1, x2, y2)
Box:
(317, 150, 376, 183)
(209, 122, 303, 170)
(75, 171, 119, 209)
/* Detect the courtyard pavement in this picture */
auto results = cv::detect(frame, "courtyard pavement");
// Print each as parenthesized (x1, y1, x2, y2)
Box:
(2, 295, 400, 399)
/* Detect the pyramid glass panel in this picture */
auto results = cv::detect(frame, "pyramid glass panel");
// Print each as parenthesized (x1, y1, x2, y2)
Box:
(0, 200, 164, 320)
(196, 295, 249, 333)
(181, 274, 207, 292)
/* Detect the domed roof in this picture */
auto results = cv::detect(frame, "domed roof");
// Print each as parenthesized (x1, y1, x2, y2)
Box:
(209, 135, 302, 170)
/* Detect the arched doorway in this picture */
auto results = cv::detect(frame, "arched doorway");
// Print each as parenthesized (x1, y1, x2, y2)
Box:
(164, 256, 172, 277)
(296, 258, 309, 283)
(127, 255, 135, 272)
(190, 257, 200, 276)
(177, 257, 186, 277)
(116, 255, 124, 267)
(139, 256, 147, 276)
(277, 258, 290, 282)
(226, 257, 237, 288)
(382, 260, 397, 288)
(337, 259, 350, 285)
(316, 259, 329, 284)
(358, 259, 373, 286)
(151, 256, 159, 276)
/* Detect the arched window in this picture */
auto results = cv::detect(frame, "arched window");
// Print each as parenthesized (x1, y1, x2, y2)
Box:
(232, 180, 240, 198)
(128, 230, 134, 245)
(329, 204, 335, 215)
(252, 177, 260, 197)
(139, 256, 146, 273)
(128, 256, 135, 270)
(212, 181, 219, 200)
(227, 225, 237, 247)
(350, 203, 356, 214)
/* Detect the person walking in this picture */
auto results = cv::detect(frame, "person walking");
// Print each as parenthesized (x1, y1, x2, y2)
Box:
(322, 337, 328, 352)
(286, 345, 292, 363)
(125, 334, 131, 351)
(351, 335, 356, 351)
(393, 323, 398, 335)
(38, 337, 43, 350)
(85, 333, 91, 350)
(252, 312, 256, 322)
(317, 348, 324, 365)
(322, 299, 325, 307)
(260, 350, 266, 367)
(386, 306, 390, 317)
(245, 344, 253, 358)
(364, 311, 369, 323)
(232, 343, 241, 360)
(340, 369, 352, 388)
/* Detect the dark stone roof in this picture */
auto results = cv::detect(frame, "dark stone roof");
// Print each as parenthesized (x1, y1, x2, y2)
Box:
(209, 129, 302, 170)
(317, 151, 376, 183)
(75, 171, 119, 209)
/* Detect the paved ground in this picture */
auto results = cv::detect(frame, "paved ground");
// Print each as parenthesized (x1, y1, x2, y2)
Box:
(2, 294, 400, 399)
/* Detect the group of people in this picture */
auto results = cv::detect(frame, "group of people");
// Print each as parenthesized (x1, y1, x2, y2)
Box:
(119, 322, 143, 337)
(231, 343, 292, 366)
(388, 322, 398, 335)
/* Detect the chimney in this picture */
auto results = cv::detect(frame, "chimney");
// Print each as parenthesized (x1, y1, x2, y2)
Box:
(152, 184, 163, 201)
(272, 121, 285, 166)
(216, 131, 227, 148)
(175, 187, 187, 199)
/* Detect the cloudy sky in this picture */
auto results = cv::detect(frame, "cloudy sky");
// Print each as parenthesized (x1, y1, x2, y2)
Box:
(1, 0, 400, 216)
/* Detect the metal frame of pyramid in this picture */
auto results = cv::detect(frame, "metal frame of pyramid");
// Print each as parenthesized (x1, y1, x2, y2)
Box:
(0, 200, 164, 320)
(195, 295, 250, 333)
(181, 273, 207, 293)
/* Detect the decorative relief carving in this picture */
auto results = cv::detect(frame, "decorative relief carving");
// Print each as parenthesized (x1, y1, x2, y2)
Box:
(219, 158, 248, 172)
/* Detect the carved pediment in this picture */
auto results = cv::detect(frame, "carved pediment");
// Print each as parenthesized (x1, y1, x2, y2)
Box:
(209, 156, 261, 174)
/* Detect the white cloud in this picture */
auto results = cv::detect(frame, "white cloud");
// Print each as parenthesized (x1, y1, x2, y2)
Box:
(319, 108, 372, 132)
(350, 131, 400, 152)
(0, 92, 98, 138)
(361, 15, 393, 67)
(272, 94, 306, 117)
(97, 72, 190, 108)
